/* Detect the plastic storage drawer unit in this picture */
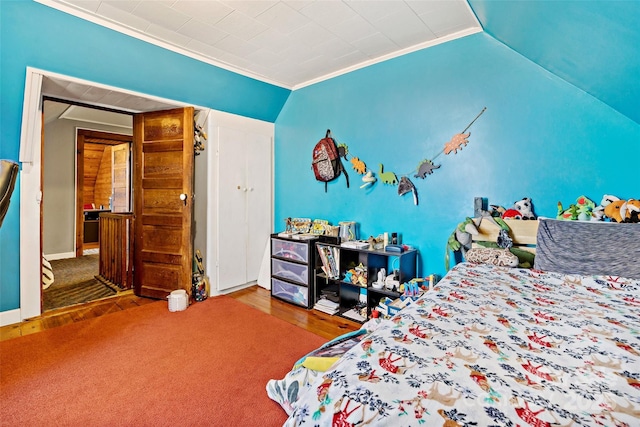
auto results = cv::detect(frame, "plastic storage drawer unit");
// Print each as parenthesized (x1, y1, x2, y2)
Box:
(271, 258, 309, 285)
(271, 238, 309, 263)
(271, 278, 308, 307)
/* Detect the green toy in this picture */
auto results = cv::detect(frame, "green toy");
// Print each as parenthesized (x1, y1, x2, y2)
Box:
(445, 217, 480, 270)
(556, 202, 578, 220)
(557, 196, 595, 221)
(576, 195, 596, 221)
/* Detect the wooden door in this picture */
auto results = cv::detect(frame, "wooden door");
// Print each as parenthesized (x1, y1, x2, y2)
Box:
(133, 107, 194, 299)
(111, 143, 130, 212)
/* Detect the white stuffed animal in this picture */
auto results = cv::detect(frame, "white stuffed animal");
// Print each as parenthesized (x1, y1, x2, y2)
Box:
(513, 197, 536, 220)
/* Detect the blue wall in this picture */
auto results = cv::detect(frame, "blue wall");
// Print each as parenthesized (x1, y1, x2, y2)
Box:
(274, 33, 640, 278)
(2, 1, 639, 314)
(0, 1, 290, 312)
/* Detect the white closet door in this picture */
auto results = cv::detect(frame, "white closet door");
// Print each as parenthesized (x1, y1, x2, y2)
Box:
(245, 132, 272, 282)
(217, 126, 249, 290)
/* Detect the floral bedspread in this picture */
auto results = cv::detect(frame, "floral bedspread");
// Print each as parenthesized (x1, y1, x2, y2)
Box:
(276, 263, 640, 426)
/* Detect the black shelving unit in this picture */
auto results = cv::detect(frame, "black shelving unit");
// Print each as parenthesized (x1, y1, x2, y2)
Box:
(314, 241, 417, 322)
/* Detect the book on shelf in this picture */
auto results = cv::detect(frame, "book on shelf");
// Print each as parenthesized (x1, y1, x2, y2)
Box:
(314, 305, 339, 315)
(320, 286, 339, 303)
(315, 298, 339, 309)
(316, 244, 340, 279)
(313, 298, 339, 315)
(291, 233, 316, 240)
(341, 308, 366, 322)
(340, 240, 369, 249)
(277, 231, 316, 240)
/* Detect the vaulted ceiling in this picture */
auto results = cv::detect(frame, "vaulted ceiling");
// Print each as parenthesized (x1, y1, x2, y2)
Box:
(470, 0, 640, 126)
(39, 0, 640, 125)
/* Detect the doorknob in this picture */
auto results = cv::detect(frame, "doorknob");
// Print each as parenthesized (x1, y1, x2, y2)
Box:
(179, 193, 188, 206)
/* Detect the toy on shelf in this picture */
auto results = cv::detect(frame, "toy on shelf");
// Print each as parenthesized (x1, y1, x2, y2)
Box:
(557, 195, 595, 221)
(556, 202, 578, 220)
(558, 194, 639, 222)
(592, 194, 618, 220)
(502, 197, 536, 220)
(312, 219, 329, 235)
(367, 235, 384, 250)
(344, 263, 368, 287)
(604, 197, 640, 223)
(575, 196, 596, 221)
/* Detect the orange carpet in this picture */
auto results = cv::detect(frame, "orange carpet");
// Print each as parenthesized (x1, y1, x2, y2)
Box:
(0, 296, 326, 426)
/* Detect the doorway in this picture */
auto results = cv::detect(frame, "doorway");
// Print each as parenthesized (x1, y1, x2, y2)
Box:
(42, 100, 133, 311)
(19, 69, 198, 321)
(74, 128, 132, 257)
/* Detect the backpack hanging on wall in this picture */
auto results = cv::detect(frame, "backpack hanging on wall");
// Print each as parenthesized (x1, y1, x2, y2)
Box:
(312, 129, 349, 192)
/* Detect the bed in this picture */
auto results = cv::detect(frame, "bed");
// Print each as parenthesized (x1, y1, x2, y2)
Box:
(268, 218, 640, 426)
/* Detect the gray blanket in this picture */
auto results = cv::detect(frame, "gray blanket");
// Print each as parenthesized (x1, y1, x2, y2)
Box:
(534, 218, 640, 279)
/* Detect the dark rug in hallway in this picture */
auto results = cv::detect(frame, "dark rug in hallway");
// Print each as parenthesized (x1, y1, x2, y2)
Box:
(43, 278, 116, 311)
(44, 254, 116, 311)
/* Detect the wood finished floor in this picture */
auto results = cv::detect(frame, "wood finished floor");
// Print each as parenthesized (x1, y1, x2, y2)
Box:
(0, 286, 360, 342)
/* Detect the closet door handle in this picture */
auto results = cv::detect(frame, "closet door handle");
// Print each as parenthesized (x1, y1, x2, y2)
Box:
(179, 193, 188, 205)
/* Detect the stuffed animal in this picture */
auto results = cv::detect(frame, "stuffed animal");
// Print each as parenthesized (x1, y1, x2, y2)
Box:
(604, 198, 640, 223)
(513, 197, 536, 219)
(557, 195, 593, 220)
(502, 208, 523, 219)
(604, 199, 627, 222)
(447, 217, 480, 255)
(501, 197, 536, 220)
(489, 204, 506, 217)
(592, 195, 619, 221)
(557, 202, 578, 220)
(575, 195, 596, 221)
(626, 199, 640, 222)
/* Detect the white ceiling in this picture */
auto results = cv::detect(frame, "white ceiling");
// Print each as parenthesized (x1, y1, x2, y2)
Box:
(40, 0, 481, 89)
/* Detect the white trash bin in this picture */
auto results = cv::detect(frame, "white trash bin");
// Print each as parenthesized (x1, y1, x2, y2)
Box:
(167, 289, 188, 312)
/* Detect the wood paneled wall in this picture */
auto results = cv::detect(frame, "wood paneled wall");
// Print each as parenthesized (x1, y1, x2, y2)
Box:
(94, 146, 112, 208)
(83, 143, 112, 208)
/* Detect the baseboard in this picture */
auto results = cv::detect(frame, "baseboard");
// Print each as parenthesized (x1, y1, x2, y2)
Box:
(213, 280, 257, 297)
(46, 251, 76, 261)
(0, 308, 22, 327)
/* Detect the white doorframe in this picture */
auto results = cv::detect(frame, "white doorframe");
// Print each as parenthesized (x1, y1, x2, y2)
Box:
(16, 67, 200, 322)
